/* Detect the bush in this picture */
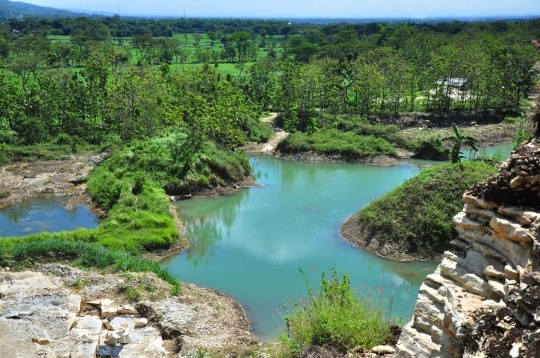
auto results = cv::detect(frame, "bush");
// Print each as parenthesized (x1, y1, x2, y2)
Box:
(283, 268, 395, 354)
(0, 130, 18, 144)
(87, 167, 128, 210)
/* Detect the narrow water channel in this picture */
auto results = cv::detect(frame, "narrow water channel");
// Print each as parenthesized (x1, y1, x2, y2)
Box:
(0, 196, 99, 237)
(163, 157, 440, 340)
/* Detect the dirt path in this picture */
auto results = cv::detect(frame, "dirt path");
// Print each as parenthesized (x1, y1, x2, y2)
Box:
(242, 113, 289, 154)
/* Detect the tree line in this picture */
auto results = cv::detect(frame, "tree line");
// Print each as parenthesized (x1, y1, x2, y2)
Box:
(0, 16, 539, 144)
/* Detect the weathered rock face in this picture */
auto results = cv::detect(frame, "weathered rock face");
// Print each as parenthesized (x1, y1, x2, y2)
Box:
(396, 138, 540, 357)
(0, 265, 258, 358)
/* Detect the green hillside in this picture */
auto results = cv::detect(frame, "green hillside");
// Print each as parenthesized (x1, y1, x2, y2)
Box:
(0, 0, 84, 21)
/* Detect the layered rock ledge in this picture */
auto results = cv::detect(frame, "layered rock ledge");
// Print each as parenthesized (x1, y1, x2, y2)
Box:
(396, 138, 540, 357)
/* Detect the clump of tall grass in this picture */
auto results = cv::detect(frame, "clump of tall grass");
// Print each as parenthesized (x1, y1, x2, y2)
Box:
(282, 268, 395, 354)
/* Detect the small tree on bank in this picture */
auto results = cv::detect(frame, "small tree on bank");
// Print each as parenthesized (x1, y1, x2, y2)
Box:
(443, 123, 478, 163)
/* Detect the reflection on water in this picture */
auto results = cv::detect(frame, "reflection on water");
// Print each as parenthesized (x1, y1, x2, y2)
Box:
(171, 189, 249, 267)
(0, 196, 99, 237)
(402, 143, 514, 167)
(164, 156, 438, 340)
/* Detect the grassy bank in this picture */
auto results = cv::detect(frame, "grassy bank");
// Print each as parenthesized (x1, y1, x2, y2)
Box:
(0, 237, 180, 294)
(275, 115, 447, 160)
(275, 113, 526, 161)
(357, 161, 497, 254)
(0, 134, 256, 296)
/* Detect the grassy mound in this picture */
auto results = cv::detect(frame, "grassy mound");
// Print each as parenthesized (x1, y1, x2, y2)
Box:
(358, 161, 497, 253)
(277, 129, 397, 158)
(0, 237, 180, 294)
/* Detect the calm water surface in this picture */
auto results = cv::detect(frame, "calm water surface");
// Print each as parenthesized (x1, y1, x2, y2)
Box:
(163, 157, 439, 340)
(0, 196, 99, 237)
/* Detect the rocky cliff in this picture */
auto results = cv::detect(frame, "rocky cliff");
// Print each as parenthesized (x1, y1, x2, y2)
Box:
(395, 137, 540, 357)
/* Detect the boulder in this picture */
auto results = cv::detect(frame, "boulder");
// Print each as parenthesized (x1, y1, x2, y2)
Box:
(134, 317, 148, 327)
(371, 345, 395, 354)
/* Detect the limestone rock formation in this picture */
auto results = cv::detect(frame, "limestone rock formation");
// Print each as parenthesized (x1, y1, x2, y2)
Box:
(396, 138, 540, 357)
(0, 264, 258, 357)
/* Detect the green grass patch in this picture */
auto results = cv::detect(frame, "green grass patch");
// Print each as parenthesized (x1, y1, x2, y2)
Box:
(358, 161, 497, 253)
(282, 268, 396, 354)
(277, 129, 397, 158)
(0, 236, 179, 294)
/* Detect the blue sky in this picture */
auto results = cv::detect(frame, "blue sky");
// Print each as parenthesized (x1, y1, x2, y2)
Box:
(21, 0, 540, 18)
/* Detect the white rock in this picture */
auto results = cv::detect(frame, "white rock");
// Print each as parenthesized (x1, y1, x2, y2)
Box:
(505, 265, 519, 280)
(120, 333, 132, 344)
(117, 305, 138, 315)
(102, 319, 112, 330)
(371, 345, 395, 354)
(110, 317, 131, 331)
(509, 342, 522, 358)
(134, 318, 148, 327)
(107, 335, 118, 346)
(490, 216, 532, 243)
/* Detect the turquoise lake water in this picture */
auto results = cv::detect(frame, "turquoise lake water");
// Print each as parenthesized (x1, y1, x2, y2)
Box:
(0, 196, 99, 237)
(163, 157, 440, 340)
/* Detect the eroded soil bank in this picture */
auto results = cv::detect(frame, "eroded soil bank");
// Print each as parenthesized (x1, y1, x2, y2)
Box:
(340, 214, 442, 262)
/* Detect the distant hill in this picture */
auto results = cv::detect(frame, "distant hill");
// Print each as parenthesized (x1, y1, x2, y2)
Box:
(0, 0, 88, 21)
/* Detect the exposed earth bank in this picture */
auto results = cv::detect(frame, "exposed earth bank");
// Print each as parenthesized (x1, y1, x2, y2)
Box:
(340, 215, 442, 262)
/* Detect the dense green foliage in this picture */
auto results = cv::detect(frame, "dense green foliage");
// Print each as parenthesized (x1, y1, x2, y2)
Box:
(0, 16, 537, 161)
(282, 268, 395, 354)
(358, 161, 497, 253)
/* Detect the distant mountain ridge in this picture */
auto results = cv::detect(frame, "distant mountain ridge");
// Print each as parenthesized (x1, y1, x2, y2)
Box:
(0, 0, 90, 20)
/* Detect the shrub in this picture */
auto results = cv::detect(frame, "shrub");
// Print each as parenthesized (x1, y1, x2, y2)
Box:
(0, 130, 18, 144)
(283, 268, 395, 354)
(86, 167, 127, 210)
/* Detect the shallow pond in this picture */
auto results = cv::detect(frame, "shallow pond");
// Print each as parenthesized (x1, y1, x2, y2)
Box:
(0, 196, 99, 237)
(163, 157, 440, 340)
